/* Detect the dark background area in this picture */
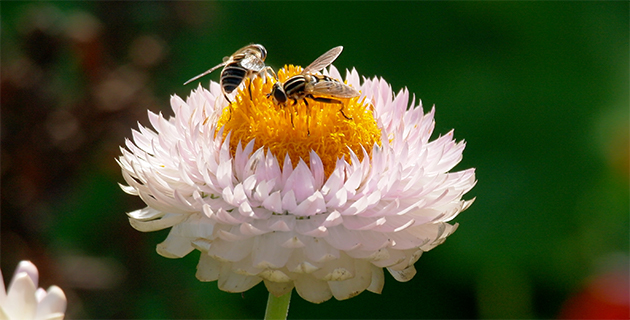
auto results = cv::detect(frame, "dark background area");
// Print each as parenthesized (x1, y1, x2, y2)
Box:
(1, 2, 628, 319)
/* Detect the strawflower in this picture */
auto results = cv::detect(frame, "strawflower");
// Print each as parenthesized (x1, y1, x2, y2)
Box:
(118, 62, 476, 305)
(0, 261, 67, 320)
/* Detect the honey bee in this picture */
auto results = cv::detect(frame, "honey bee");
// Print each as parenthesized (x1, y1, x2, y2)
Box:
(184, 44, 276, 102)
(267, 46, 359, 120)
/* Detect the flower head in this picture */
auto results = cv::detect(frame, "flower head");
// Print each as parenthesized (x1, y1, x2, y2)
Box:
(0, 261, 67, 320)
(118, 63, 476, 303)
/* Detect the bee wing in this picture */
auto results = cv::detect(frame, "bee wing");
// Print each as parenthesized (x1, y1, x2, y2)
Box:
(311, 80, 359, 98)
(183, 62, 227, 85)
(240, 55, 265, 72)
(303, 46, 343, 74)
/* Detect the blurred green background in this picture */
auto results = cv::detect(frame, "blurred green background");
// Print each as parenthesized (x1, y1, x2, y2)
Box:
(2, 1, 628, 319)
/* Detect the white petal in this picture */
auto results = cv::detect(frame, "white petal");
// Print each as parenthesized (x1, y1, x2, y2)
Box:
(156, 232, 194, 258)
(301, 237, 340, 263)
(231, 256, 262, 276)
(366, 265, 385, 294)
(328, 259, 372, 300)
(196, 254, 221, 282)
(12, 261, 38, 288)
(285, 250, 321, 274)
(207, 238, 253, 263)
(118, 183, 139, 195)
(294, 274, 332, 304)
(259, 269, 291, 283)
(217, 270, 261, 293)
(5, 273, 37, 320)
(313, 254, 355, 281)
(33, 286, 66, 320)
(128, 213, 187, 232)
(387, 265, 417, 282)
(126, 206, 164, 221)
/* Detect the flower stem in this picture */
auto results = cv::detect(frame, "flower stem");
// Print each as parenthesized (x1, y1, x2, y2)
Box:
(264, 291, 291, 320)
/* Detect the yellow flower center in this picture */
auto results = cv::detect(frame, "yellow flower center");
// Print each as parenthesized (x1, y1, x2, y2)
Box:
(216, 65, 381, 178)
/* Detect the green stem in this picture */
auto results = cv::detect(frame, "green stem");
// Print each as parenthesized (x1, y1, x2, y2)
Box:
(264, 291, 292, 320)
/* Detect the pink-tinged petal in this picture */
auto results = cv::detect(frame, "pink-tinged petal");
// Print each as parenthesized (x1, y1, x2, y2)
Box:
(240, 222, 266, 237)
(327, 186, 349, 209)
(301, 237, 340, 263)
(293, 191, 326, 217)
(322, 159, 345, 196)
(327, 65, 342, 80)
(342, 216, 387, 231)
(281, 235, 305, 249)
(267, 218, 293, 232)
(217, 228, 246, 242)
(251, 233, 293, 269)
(345, 68, 361, 90)
(207, 238, 253, 263)
(282, 161, 315, 203)
(262, 191, 283, 213)
(309, 151, 325, 189)
(322, 210, 343, 227)
(281, 190, 298, 213)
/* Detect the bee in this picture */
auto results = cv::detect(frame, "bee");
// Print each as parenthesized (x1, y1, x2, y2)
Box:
(184, 44, 276, 102)
(267, 46, 359, 120)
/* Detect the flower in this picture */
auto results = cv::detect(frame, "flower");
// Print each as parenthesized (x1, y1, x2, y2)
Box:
(118, 63, 476, 303)
(0, 261, 67, 320)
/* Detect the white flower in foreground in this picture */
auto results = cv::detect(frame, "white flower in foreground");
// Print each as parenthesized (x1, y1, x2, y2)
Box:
(118, 64, 476, 303)
(0, 261, 67, 320)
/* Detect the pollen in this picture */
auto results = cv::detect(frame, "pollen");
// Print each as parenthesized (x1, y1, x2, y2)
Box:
(216, 65, 381, 179)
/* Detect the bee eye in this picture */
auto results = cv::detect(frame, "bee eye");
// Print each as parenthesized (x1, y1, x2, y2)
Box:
(272, 85, 287, 103)
(258, 45, 267, 60)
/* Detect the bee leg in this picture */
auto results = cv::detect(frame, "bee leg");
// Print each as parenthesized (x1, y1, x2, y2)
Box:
(223, 92, 233, 121)
(247, 79, 254, 101)
(309, 96, 352, 120)
(289, 99, 298, 129)
(303, 99, 311, 136)
(265, 66, 278, 81)
(339, 106, 352, 120)
(223, 92, 233, 104)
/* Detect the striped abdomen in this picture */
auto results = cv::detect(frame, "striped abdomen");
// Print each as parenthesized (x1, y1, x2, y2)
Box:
(220, 61, 248, 94)
(283, 75, 308, 99)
